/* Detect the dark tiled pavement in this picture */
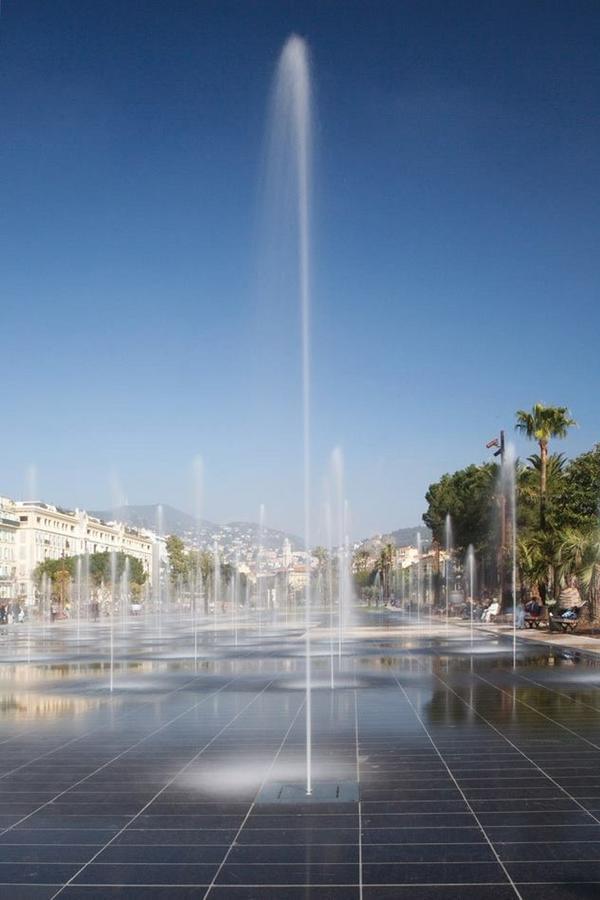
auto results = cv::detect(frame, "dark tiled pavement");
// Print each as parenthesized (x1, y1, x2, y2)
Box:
(1, 611, 600, 898)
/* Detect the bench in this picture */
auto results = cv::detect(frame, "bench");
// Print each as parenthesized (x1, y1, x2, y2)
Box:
(524, 613, 544, 629)
(548, 608, 585, 634)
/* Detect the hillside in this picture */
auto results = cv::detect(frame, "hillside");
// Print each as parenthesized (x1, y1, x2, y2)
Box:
(90, 504, 303, 552)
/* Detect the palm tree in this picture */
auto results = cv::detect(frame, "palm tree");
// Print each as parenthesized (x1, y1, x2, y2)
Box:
(515, 404, 576, 529)
(557, 527, 600, 619)
(376, 543, 395, 603)
(525, 452, 566, 487)
(353, 548, 371, 574)
(517, 531, 562, 603)
(518, 453, 566, 528)
(312, 547, 329, 606)
(54, 566, 71, 610)
(312, 546, 329, 574)
(194, 550, 214, 614)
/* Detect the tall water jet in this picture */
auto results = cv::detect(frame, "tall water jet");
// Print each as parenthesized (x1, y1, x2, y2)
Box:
(416, 531, 422, 626)
(156, 504, 164, 639)
(213, 540, 221, 636)
(25, 463, 38, 501)
(501, 444, 518, 667)
(40, 572, 50, 635)
(75, 556, 82, 646)
(426, 564, 432, 614)
(325, 500, 335, 689)
(122, 557, 130, 627)
(109, 550, 117, 692)
(444, 513, 453, 628)
(83, 550, 90, 623)
(343, 501, 353, 619)
(331, 447, 347, 659)
(257, 503, 265, 634)
(268, 34, 313, 794)
(192, 455, 204, 662)
(232, 550, 239, 646)
(466, 544, 475, 646)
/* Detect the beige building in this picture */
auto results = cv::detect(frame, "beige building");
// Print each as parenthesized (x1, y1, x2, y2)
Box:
(9, 500, 154, 604)
(0, 498, 19, 601)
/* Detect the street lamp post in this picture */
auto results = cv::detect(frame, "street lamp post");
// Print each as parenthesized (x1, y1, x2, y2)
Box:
(486, 430, 506, 604)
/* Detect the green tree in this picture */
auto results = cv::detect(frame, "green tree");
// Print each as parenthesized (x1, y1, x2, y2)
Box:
(166, 535, 188, 585)
(35, 556, 76, 585)
(375, 543, 395, 602)
(352, 548, 372, 594)
(517, 530, 564, 603)
(557, 528, 600, 619)
(423, 463, 498, 556)
(312, 546, 329, 574)
(515, 403, 576, 529)
(557, 444, 600, 530)
(54, 566, 71, 607)
(35, 552, 146, 599)
(188, 549, 215, 613)
(517, 453, 566, 536)
(353, 548, 371, 573)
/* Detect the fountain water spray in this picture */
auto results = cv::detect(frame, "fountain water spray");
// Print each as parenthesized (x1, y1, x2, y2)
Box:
(83, 550, 90, 623)
(331, 447, 347, 661)
(232, 550, 239, 646)
(416, 531, 422, 626)
(193, 455, 204, 667)
(269, 34, 313, 794)
(466, 544, 475, 646)
(445, 513, 453, 629)
(213, 540, 220, 637)
(156, 504, 164, 640)
(75, 556, 82, 648)
(25, 463, 38, 502)
(502, 444, 518, 668)
(109, 550, 116, 692)
(257, 503, 265, 635)
(325, 500, 335, 690)
(122, 557, 130, 628)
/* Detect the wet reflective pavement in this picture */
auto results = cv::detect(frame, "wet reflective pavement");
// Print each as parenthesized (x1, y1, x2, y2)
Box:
(1, 610, 600, 898)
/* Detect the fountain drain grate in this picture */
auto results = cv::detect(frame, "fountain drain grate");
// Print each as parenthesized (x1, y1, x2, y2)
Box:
(256, 781, 359, 804)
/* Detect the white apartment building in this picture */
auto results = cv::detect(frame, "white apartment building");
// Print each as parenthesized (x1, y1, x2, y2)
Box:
(0, 498, 19, 601)
(9, 500, 154, 604)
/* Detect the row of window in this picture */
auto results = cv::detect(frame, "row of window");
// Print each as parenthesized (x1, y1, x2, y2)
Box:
(33, 515, 77, 532)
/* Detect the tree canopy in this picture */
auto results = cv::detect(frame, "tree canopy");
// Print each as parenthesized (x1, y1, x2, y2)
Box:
(422, 407, 600, 617)
(34, 551, 147, 599)
(422, 462, 498, 554)
(515, 403, 576, 529)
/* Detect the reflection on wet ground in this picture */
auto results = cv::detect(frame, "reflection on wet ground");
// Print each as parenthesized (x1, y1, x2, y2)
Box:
(0, 609, 599, 898)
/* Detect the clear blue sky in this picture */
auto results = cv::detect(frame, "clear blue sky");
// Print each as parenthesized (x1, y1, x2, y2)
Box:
(2, 1, 599, 539)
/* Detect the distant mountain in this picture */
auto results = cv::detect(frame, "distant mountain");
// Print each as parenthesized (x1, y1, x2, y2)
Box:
(358, 525, 431, 552)
(90, 504, 212, 536)
(388, 525, 432, 548)
(89, 504, 303, 555)
(223, 521, 303, 552)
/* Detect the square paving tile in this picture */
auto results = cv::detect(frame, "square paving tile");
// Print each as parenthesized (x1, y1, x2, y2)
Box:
(2, 614, 600, 897)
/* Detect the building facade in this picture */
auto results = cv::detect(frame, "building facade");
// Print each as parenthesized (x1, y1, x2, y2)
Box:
(0, 498, 18, 601)
(7, 500, 154, 604)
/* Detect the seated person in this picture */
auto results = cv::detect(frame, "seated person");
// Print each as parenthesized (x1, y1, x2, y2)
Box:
(559, 607, 578, 620)
(555, 585, 583, 620)
(482, 599, 500, 622)
(525, 598, 543, 617)
(473, 602, 485, 620)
